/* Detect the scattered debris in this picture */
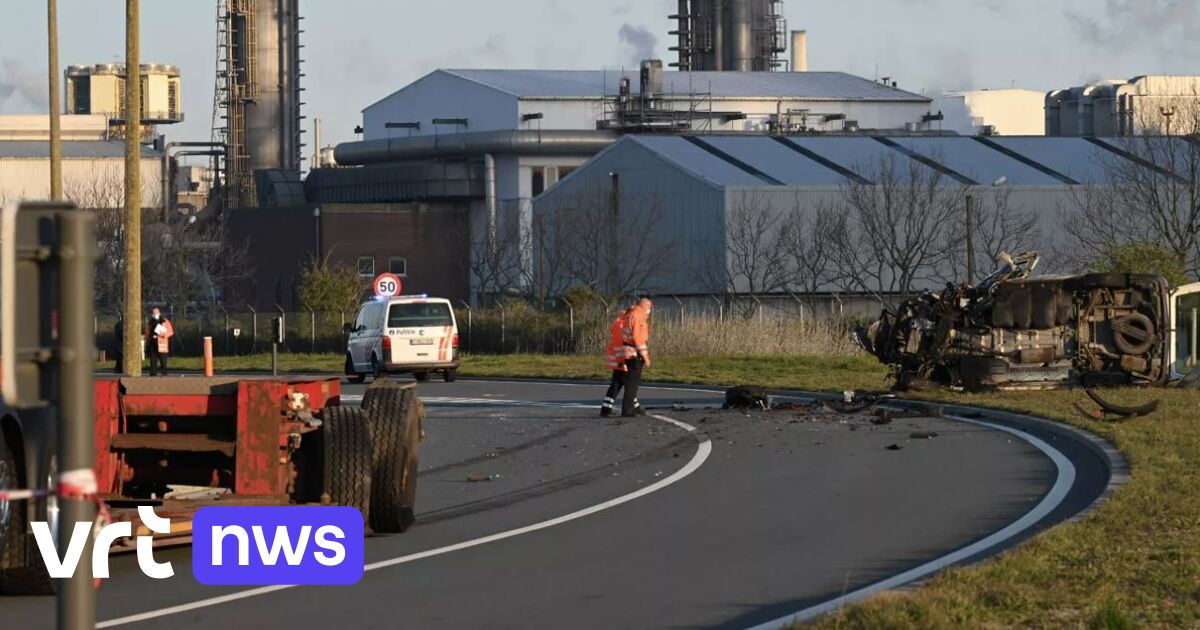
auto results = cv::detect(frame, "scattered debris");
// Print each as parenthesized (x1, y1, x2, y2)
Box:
(870, 410, 893, 425)
(910, 431, 939, 439)
(885, 444, 903, 451)
(724, 385, 770, 410)
(466, 474, 497, 483)
(1072, 389, 1160, 422)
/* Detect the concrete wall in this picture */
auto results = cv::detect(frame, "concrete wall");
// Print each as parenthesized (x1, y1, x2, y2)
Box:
(363, 71, 518, 140)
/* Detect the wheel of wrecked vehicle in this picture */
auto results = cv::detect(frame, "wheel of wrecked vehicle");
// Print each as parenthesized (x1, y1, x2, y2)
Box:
(361, 381, 422, 533)
(1112, 312, 1156, 356)
(0, 431, 54, 596)
(414, 371, 431, 383)
(322, 406, 373, 531)
(345, 355, 365, 384)
(443, 369, 458, 383)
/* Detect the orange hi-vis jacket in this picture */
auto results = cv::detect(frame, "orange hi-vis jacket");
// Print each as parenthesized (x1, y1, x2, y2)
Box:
(145, 318, 175, 355)
(604, 305, 651, 371)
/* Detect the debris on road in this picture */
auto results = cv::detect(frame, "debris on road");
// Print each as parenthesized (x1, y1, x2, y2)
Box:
(724, 385, 770, 410)
(886, 444, 903, 451)
(467, 474, 498, 483)
(910, 431, 939, 439)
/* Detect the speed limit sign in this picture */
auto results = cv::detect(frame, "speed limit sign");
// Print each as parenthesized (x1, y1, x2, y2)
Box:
(373, 273, 403, 298)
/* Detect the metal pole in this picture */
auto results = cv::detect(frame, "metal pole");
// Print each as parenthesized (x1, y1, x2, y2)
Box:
(57, 209, 96, 630)
(272, 343, 278, 376)
(965, 193, 977, 285)
(310, 309, 316, 354)
(122, 0, 143, 376)
(48, 0, 62, 200)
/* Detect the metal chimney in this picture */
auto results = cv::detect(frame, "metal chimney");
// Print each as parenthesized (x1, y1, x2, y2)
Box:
(730, 0, 753, 71)
(791, 30, 807, 71)
(245, 0, 302, 175)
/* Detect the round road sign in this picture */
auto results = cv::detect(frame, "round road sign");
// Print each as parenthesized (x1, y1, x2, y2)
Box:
(374, 273, 403, 298)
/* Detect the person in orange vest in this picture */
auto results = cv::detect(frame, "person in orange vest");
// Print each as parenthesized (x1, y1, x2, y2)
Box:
(601, 298, 653, 417)
(145, 307, 175, 377)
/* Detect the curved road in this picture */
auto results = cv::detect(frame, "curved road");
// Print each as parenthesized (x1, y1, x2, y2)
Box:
(0, 379, 1116, 629)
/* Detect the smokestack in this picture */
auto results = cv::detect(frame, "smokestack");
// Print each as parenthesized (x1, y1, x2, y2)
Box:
(313, 117, 322, 169)
(731, 0, 752, 72)
(791, 30, 807, 72)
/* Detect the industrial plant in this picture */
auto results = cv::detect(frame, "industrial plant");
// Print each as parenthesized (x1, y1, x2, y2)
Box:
(3, 0, 1200, 311)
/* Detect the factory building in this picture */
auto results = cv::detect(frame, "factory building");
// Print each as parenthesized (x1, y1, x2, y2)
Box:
(65, 63, 183, 126)
(0, 140, 163, 209)
(1047, 76, 1200, 136)
(0, 114, 112, 141)
(531, 134, 1159, 297)
(934, 89, 1046, 136)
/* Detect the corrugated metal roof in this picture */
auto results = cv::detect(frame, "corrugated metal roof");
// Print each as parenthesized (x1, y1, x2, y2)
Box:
(619, 135, 1151, 188)
(0, 140, 160, 159)
(442, 69, 930, 102)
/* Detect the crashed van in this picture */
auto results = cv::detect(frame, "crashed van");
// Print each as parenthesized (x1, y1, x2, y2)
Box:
(856, 252, 1200, 392)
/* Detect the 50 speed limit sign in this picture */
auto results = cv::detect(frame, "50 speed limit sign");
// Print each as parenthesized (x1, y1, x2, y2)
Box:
(373, 273, 403, 298)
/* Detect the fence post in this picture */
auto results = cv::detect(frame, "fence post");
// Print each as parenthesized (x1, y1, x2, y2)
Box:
(218, 304, 230, 355)
(752, 294, 764, 324)
(248, 304, 258, 354)
(274, 304, 286, 353)
(672, 295, 684, 326)
(562, 297, 575, 348)
(309, 308, 316, 354)
(711, 295, 722, 321)
(498, 301, 507, 352)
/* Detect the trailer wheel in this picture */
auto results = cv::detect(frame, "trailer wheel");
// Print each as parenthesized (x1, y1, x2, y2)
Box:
(0, 430, 54, 596)
(322, 407, 373, 531)
(362, 381, 423, 533)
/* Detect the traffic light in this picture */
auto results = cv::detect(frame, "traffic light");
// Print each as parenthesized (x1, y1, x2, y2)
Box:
(1, 201, 81, 408)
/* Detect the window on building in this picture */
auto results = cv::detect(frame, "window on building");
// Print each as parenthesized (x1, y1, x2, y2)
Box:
(559, 166, 576, 179)
(389, 256, 407, 277)
(532, 167, 546, 197)
(357, 256, 375, 278)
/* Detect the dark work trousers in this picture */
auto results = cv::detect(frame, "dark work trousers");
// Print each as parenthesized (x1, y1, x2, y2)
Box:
(148, 349, 168, 376)
(603, 357, 643, 416)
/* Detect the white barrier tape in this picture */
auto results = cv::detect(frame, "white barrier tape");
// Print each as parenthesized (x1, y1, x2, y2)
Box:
(56, 467, 99, 497)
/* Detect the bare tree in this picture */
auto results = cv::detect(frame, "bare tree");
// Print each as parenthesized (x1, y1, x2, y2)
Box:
(1066, 104, 1200, 280)
(780, 196, 848, 296)
(942, 186, 1042, 284)
(722, 191, 791, 299)
(834, 154, 967, 299)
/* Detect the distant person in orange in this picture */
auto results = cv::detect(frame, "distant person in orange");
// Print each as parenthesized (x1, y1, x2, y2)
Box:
(600, 298, 653, 417)
(145, 307, 175, 376)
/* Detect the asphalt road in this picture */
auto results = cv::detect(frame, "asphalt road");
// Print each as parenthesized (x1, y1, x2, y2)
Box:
(0, 379, 1115, 630)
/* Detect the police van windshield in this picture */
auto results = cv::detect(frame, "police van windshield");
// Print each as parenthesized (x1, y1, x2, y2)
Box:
(388, 303, 453, 328)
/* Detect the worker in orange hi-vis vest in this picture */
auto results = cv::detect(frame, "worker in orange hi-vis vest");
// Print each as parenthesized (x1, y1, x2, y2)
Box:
(144, 307, 176, 377)
(600, 298, 653, 417)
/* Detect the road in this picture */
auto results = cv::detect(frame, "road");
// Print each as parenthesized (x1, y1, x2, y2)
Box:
(0, 379, 1116, 630)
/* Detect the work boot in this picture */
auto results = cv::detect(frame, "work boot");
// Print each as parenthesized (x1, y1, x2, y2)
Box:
(600, 407, 614, 417)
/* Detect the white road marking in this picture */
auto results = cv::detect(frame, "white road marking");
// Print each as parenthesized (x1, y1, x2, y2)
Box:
(743, 413, 1077, 630)
(96, 406, 710, 628)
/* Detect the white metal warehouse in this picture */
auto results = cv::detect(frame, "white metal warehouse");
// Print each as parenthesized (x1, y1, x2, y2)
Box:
(531, 134, 1178, 298)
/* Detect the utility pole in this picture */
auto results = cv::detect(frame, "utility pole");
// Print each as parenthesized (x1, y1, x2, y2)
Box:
(122, 0, 142, 376)
(965, 193, 977, 285)
(47, 0, 62, 200)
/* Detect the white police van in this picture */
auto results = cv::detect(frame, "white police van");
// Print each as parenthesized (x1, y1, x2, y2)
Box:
(345, 295, 460, 383)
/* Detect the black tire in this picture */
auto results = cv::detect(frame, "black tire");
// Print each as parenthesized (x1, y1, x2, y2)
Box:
(321, 407, 373, 532)
(345, 355, 365, 384)
(1113, 312, 1156, 356)
(0, 430, 54, 596)
(413, 371, 430, 383)
(443, 369, 458, 383)
(362, 382, 423, 533)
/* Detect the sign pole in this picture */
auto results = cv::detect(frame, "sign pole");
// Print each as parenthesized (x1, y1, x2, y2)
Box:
(57, 209, 97, 630)
(121, 0, 142, 376)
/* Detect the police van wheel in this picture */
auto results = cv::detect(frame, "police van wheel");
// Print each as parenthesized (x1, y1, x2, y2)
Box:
(442, 370, 458, 383)
(321, 407, 373, 532)
(0, 432, 55, 596)
(345, 355, 365, 384)
(414, 372, 431, 383)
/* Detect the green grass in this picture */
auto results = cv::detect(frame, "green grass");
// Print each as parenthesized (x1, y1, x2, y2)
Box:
(97, 352, 1200, 626)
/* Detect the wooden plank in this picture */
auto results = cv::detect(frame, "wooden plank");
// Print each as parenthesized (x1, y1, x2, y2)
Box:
(109, 433, 237, 457)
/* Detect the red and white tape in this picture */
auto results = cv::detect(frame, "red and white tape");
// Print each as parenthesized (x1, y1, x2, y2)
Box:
(0, 468, 111, 587)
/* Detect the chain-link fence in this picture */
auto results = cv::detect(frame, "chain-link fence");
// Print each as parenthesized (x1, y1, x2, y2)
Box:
(94, 295, 882, 359)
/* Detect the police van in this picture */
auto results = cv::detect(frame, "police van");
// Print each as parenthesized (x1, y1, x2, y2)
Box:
(345, 295, 460, 383)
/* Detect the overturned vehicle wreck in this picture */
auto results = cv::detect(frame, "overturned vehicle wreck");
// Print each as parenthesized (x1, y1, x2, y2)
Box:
(856, 253, 1200, 391)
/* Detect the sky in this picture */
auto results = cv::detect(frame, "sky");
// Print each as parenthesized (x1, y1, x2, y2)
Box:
(1, 0, 1199, 155)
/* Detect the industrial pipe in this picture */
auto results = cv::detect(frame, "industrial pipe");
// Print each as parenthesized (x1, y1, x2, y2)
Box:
(484, 153, 498, 252)
(731, 0, 753, 72)
(791, 30, 808, 72)
(334, 129, 620, 165)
